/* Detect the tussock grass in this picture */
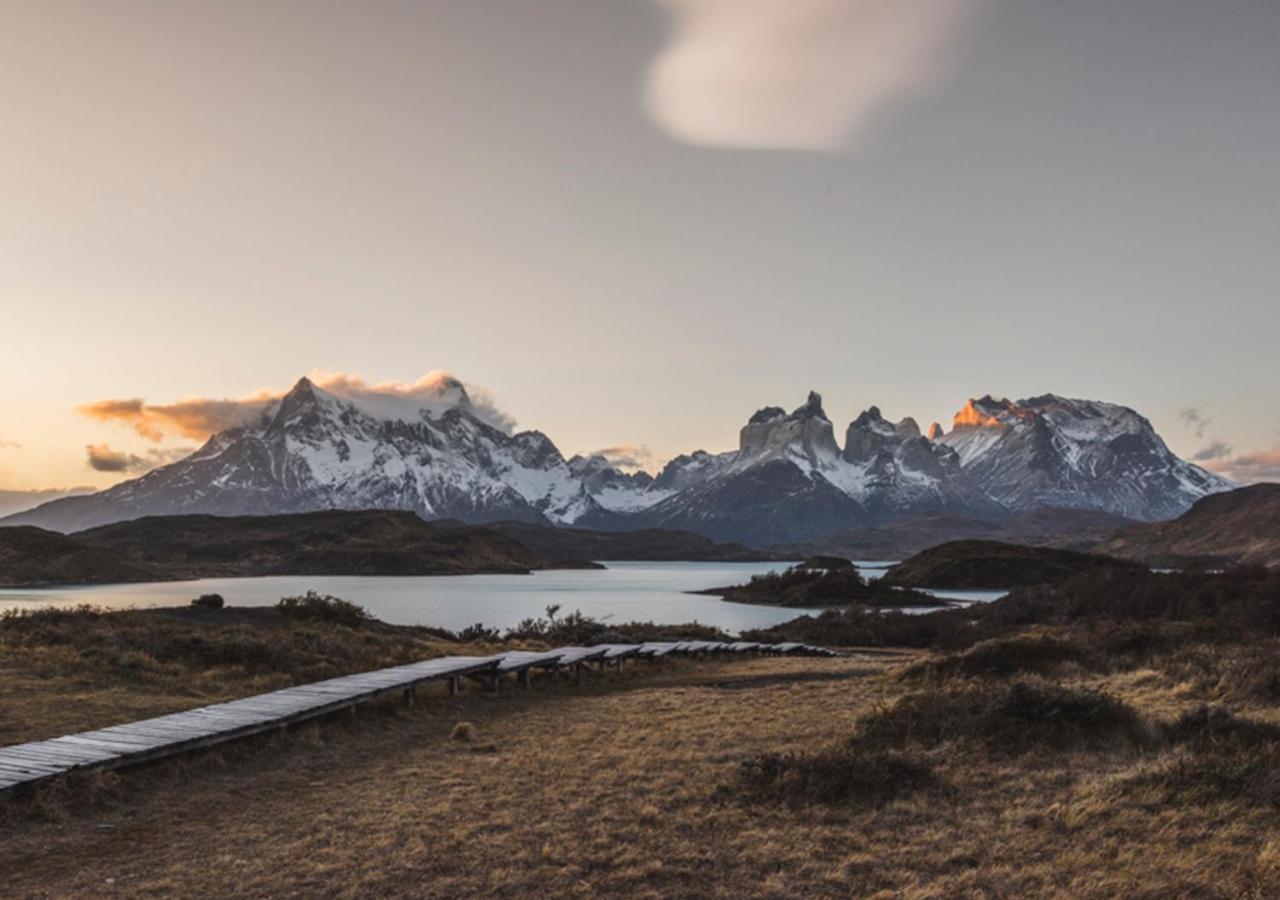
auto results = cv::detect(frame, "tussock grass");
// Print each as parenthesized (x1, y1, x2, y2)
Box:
(738, 746, 937, 808)
(1215, 640, 1280, 703)
(856, 681, 1156, 756)
(0, 604, 469, 743)
(902, 634, 1091, 682)
(4, 654, 1280, 896)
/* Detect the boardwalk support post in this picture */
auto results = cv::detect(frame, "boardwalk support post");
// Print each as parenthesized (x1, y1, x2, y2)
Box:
(403, 686, 415, 708)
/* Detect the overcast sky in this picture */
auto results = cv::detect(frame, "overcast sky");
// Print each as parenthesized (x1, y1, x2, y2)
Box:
(2, 0, 1278, 491)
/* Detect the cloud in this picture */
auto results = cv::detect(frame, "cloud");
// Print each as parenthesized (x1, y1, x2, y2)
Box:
(1200, 448, 1280, 485)
(307, 369, 517, 434)
(78, 370, 517, 443)
(78, 395, 276, 442)
(1178, 407, 1212, 439)
(85, 443, 195, 474)
(1192, 440, 1233, 462)
(644, 0, 980, 150)
(0, 439, 19, 450)
(585, 443, 657, 472)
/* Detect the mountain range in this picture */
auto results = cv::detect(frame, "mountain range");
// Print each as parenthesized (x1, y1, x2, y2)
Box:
(3, 377, 1234, 546)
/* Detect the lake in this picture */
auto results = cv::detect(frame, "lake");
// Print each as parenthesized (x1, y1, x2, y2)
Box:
(0, 560, 1009, 634)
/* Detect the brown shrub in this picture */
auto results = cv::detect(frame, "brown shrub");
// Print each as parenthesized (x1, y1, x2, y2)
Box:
(857, 681, 1155, 755)
(738, 746, 937, 808)
(904, 635, 1090, 682)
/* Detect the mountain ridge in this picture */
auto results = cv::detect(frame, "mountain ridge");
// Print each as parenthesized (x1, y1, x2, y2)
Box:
(4, 379, 1233, 546)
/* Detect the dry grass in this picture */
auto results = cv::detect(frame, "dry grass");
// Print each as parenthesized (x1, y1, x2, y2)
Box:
(0, 605, 491, 744)
(3, 647, 1279, 897)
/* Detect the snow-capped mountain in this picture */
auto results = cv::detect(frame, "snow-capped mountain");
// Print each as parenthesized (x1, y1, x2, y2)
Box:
(6, 380, 1232, 544)
(614, 393, 1005, 545)
(841, 406, 1005, 521)
(937, 394, 1234, 521)
(5, 377, 642, 533)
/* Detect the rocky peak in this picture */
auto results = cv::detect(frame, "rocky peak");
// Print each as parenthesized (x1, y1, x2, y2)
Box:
(850, 406, 892, 431)
(844, 407, 923, 464)
(739, 392, 839, 463)
(265, 376, 332, 435)
(791, 391, 828, 421)
(748, 406, 786, 425)
(895, 417, 921, 439)
(926, 422, 944, 441)
(951, 395, 1036, 430)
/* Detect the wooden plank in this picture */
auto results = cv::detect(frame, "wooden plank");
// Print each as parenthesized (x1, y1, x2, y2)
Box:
(0, 758, 65, 776)
(0, 744, 111, 766)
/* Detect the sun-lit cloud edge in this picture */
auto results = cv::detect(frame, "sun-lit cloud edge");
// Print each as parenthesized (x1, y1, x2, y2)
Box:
(76, 370, 518, 445)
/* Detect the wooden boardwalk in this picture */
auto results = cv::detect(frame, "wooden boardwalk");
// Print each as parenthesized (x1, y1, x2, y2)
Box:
(0, 640, 832, 795)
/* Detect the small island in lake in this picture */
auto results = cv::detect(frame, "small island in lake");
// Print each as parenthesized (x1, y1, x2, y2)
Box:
(697, 556, 945, 608)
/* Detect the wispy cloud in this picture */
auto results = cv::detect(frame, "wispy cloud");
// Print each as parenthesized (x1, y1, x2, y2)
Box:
(583, 443, 657, 472)
(644, 0, 980, 150)
(86, 443, 194, 474)
(1200, 447, 1280, 485)
(78, 370, 517, 443)
(0, 439, 20, 450)
(1191, 440, 1233, 462)
(1178, 407, 1212, 439)
(78, 395, 278, 442)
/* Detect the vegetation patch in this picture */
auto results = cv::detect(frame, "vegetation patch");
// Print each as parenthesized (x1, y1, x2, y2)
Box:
(275, 591, 372, 627)
(502, 604, 729, 645)
(1109, 707, 1280, 809)
(191, 593, 225, 610)
(1215, 642, 1280, 704)
(880, 539, 1142, 590)
(856, 681, 1155, 755)
(903, 634, 1091, 682)
(700, 559, 940, 609)
(738, 746, 937, 808)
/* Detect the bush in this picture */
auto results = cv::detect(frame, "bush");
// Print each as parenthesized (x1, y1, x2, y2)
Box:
(191, 593, 225, 610)
(739, 746, 936, 807)
(856, 681, 1154, 755)
(742, 605, 992, 651)
(457, 623, 501, 643)
(503, 608, 729, 645)
(753, 566, 1280, 653)
(275, 591, 371, 627)
(904, 635, 1090, 682)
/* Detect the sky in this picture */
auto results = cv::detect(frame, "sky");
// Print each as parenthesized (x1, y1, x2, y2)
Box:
(2, 0, 1278, 496)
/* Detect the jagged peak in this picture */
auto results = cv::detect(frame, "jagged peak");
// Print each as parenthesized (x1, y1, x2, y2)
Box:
(927, 422, 944, 441)
(952, 395, 1034, 429)
(848, 405, 894, 436)
(851, 405, 885, 425)
(895, 417, 921, 438)
(790, 391, 828, 421)
(748, 406, 786, 425)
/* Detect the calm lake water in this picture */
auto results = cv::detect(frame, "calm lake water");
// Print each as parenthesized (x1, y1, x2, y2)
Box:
(0, 560, 1009, 634)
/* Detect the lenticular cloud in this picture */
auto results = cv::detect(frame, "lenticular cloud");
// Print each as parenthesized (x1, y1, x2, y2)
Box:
(644, 0, 979, 151)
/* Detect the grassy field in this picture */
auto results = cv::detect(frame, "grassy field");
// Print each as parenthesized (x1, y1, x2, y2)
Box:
(3, 620, 1279, 896)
